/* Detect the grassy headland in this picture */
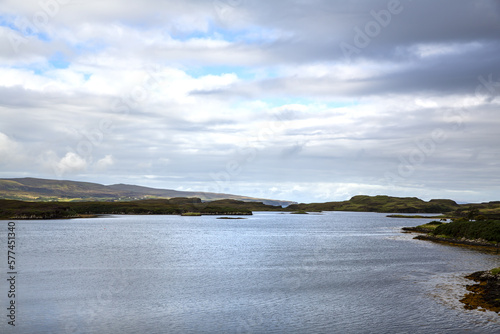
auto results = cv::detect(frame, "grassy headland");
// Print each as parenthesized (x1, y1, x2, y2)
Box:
(404, 217, 500, 250)
(403, 217, 500, 314)
(288, 195, 460, 213)
(402, 221, 445, 233)
(432, 219, 500, 244)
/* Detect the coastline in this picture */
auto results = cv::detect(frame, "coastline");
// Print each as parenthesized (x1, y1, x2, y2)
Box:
(4, 214, 100, 220)
(413, 234, 500, 253)
(3, 212, 253, 220)
(402, 226, 500, 314)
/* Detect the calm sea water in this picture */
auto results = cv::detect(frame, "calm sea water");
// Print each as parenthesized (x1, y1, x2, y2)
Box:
(1, 212, 499, 334)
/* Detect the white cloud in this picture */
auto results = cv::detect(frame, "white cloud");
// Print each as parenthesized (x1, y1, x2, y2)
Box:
(412, 42, 483, 58)
(94, 155, 114, 171)
(0, 132, 20, 163)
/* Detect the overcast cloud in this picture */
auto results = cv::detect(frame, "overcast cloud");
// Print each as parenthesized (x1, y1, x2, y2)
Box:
(0, 0, 499, 203)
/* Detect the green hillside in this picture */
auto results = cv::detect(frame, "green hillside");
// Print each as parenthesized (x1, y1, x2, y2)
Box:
(287, 195, 460, 213)
(0, 178, 295, 207)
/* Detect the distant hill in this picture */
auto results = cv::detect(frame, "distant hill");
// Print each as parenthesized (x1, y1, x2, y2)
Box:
(3, 180, 500, 217)
(287, 195, 460, 213)
(286, 195, 500, 217)
(0, 178, 296, 207)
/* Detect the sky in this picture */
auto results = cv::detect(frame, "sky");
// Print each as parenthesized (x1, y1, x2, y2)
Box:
(0, 0, 499, 204)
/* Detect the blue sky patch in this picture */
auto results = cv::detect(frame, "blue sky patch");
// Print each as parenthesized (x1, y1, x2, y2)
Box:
(48, 52, 70, 69)
(186, 65, 252, 80)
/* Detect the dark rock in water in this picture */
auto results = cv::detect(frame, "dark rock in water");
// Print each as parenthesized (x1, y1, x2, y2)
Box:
(402, 226, 434, 233)
(460, 270, 500, 314)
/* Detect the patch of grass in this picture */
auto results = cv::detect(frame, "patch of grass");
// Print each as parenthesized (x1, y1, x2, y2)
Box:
(291, 210, 308, 214)
(432, 219, 500, 243)
(412, 221, 444, 231)
(491, 268, 500, 275)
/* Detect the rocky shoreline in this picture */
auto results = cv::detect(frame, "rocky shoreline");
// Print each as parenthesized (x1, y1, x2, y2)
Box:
(401, 226, 436, 233)
(460, 270, 500, 314)
(402, 226, 500, 315)
(413, 234, 500, 252)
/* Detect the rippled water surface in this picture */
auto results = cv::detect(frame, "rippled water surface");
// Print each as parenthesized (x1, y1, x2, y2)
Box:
(1, 212, 499, 333)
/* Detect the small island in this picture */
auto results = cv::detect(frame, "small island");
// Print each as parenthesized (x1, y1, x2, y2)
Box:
(291, 210, 308, 214)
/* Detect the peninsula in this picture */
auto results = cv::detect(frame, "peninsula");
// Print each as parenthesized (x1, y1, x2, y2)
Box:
(0, 198, 283, 219)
